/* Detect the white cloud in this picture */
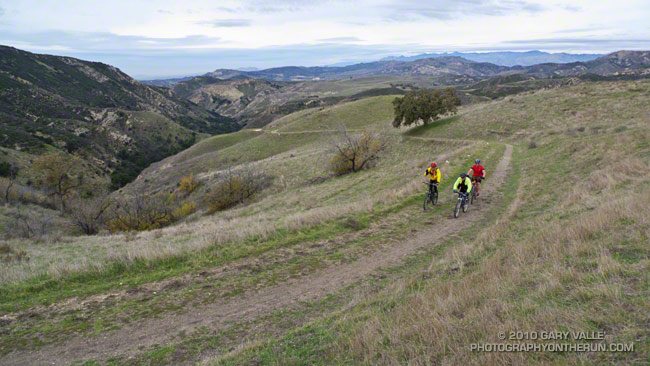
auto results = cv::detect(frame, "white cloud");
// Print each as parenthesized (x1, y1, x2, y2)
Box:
(0, 0, 648, 76)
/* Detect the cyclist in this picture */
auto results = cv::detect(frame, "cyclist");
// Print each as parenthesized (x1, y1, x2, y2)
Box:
(468, 159, 485, 196)
(453, 172, 473, 200)
(424, 162, 441, 197)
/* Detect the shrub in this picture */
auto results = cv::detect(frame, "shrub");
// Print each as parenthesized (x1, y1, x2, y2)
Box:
(0, 242, 29, 263)
(528, 140, 538, 149)
(0, 178, 16, 204)
(329, 129, 390, 175)
(205, 168, 272, 213)
(0, 161, 17, 178)
(67, 196, 111, 235)
(3, 206, 57, 239)
(174, 201, 197, 218)
(106, 191, 175, 232)
(177, 173, 199, 196)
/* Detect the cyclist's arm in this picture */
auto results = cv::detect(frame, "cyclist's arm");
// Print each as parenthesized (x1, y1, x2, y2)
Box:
(467, 178, 472, 192)
(437, 169, 442, 183)
(482, 168, 486, 178)
(453, 177, 461, 191)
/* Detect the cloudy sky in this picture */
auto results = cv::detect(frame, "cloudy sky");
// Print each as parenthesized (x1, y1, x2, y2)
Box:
(1, 0, 648, 79)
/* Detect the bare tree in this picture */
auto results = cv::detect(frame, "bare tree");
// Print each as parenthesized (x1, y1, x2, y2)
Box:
(67, 196, 111, 235)
(329, 127, 391, 175)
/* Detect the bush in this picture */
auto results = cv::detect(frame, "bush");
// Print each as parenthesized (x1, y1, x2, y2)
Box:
(329, 129, 390, 175)
(0, 242, 29, 263)
(106, 191, 176, 232)
(67, 196, 111, 235)
(0, 178, 16, 204)
(0, 161, 17, 178)
(528, 140, 537, 149)
(205, 168, 272, 213)
(177, 173, 199, 196)
(174, 201, 197, 218)
(2, 206, 58, 239)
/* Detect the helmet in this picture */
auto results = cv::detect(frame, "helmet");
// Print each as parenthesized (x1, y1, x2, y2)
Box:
(475, 159, 481, 164)
(460, 172, 468, 178)
(430, 162, 437, 168)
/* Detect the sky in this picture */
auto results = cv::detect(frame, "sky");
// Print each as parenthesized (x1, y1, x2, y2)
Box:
(1, 0, 649, 79)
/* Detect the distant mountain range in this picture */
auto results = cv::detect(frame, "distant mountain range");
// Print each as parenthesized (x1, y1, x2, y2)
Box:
(380, 50, 604, 66)
(146, 51, 650, 84)
(0, 46, 238, 188)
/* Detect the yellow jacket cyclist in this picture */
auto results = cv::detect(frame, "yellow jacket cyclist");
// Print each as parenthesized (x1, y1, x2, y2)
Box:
(453, 172, 473, 195)
(425, 162, 441, 194)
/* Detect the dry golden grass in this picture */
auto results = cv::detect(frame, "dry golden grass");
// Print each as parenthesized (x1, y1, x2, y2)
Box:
(0, 113, 478, 284)
(327, 81, 650, 365)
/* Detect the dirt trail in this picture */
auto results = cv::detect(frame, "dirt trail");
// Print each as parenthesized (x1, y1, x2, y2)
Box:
(3, 145, 513, 366)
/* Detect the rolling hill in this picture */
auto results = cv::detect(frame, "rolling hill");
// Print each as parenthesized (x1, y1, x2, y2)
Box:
(2, 77, 648, 365)
(0, 46, 238, 187)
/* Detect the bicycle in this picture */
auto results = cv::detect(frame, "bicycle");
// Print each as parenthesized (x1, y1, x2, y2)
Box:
(423, 182, 439, 211)
(453, 190, 469, 218)
(470, 176, 483, 205)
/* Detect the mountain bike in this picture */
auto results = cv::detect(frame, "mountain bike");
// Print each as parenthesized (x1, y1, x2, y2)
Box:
(453, 191, 469, 218)
(423, 182, 438, 211)
(470, 176, 483, 205)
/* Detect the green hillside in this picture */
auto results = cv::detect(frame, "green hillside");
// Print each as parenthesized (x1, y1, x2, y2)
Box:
(1, 79, 648, 365)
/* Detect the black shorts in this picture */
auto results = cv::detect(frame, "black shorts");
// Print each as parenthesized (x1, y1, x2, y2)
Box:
(472, 176, 484, 182)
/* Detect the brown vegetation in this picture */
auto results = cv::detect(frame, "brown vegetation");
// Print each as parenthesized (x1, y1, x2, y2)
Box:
(205, 167, 272, 213)
(329, 128, 390, 175)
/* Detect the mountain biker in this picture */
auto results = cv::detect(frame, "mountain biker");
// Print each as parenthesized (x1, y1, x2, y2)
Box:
(468, 159, 485, 196)
(453, 172, 472, 199)
(424, 162, 441, 196)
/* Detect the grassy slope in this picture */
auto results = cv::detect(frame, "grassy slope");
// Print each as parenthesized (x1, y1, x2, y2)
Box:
(0, 94, 447, 292)
(0, 92, 493, 359)
(1, 80, 648, 365)
(211, 80, 650, 365)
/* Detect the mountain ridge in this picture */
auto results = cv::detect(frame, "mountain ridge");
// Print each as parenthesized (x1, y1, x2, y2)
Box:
(0, 45, 238, 187)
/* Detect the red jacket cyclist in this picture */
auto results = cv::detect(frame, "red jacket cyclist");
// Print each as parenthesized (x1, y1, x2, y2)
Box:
(467, 159, 486, 196)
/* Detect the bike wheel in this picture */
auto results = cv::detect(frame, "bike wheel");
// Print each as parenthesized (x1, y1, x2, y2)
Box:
(463, 198, 469, 212)
(423, 194, 430, 211)
(433, 190, 438, 205)
(454, 199, 461, 218)
(470, 188, 475, 205)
